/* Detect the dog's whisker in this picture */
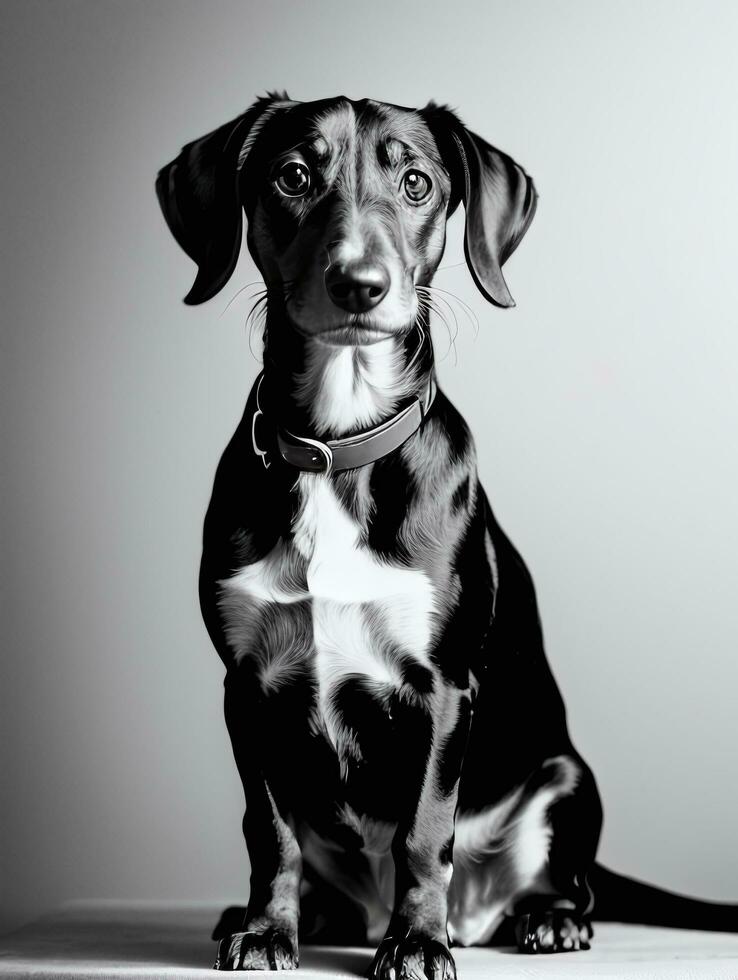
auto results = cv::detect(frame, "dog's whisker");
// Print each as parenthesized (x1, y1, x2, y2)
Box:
(245, 293, 269, 362)
(419, 283, 472, 327)
(435, 261, 468, 272)
(246, 295, 268, 318)
(423, 284, 479, 338)
(247, 323, 264, 364)
(245, 308, 267, 341)
(428, 290, 461, 355)
(219, 280, 268, 319)
(417, 290, 457, 364)
(244, 294, 268, 327)
(417, 286, 460, 349)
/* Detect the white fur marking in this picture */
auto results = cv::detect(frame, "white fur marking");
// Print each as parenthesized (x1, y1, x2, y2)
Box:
(225, 543, 304, 605)
(297, 339, 414, 434)
(219, 475, 436, 747)
(449, 756, 581, 946)
(293, 474, 434, 750)
(313, 602, 402, 692)
(293, 476, 434, 648)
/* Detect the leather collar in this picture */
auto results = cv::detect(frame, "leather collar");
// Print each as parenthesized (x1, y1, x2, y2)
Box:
(251, 328, 436, 476)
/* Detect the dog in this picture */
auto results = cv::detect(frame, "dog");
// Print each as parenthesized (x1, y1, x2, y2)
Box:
(156, 94, 738, 977)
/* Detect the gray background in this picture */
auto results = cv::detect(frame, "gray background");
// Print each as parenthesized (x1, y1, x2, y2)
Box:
(2, 0, 737, 934)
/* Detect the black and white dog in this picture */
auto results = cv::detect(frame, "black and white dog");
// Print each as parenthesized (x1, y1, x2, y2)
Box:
(156, 94, 737, 977)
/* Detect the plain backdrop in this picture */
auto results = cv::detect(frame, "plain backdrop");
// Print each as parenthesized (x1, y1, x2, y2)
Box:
(2, 0, 738, 935)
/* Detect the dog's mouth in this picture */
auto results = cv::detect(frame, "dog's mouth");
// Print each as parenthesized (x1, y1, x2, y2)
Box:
(314, 323, 396, 346)
(287, 308, 417, 347)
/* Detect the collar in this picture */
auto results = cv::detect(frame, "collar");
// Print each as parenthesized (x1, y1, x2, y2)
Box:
(251, 327, 436, 476)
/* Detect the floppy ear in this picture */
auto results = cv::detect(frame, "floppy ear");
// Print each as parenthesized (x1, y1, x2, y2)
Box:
(155, 93, 294, 305)
(423, 104, 537, 308)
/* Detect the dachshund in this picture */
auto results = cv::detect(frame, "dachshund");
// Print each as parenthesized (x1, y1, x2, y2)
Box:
(156, 94, 738, 977)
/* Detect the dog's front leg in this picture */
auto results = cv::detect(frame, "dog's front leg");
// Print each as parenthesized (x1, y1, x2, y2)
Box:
(214, 673, 301, 972)
(370, 685, 472, 980)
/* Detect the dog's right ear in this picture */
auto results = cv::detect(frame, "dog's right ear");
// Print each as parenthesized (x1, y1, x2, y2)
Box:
(422, 103, 537, 309)
(156, 94, 295, 305)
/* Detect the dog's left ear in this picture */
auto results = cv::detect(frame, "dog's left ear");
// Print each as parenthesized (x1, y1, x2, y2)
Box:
(423, 104, 537, 308)
(156, 93, 295, 305)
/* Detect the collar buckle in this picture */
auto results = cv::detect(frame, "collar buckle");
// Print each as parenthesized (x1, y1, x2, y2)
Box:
(277, 432, 334, 475)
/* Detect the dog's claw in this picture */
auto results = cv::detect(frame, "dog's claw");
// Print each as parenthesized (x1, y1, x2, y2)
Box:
(369, 936, 456, 980)
(213, 929, 298, 971)
(515, 910, 592, 954)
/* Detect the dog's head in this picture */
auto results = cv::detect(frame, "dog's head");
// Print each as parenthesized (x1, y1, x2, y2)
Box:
(156, 94, 537, 344)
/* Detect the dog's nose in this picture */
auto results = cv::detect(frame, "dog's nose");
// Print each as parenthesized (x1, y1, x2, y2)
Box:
(325, 262, 390, 313)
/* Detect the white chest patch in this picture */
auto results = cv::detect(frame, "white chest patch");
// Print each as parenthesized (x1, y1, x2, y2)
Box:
(219, 474, 437, 750)
(293, 475, 434, 640)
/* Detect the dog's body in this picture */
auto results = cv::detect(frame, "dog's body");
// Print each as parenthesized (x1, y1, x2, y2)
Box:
(157, 95, 737, 976)
(202, 363, 600, 956)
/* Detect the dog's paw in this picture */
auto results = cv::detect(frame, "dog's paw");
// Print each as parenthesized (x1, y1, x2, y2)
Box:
(213, 929, 298, 971)
(515, 910, 592, 953)
(368, 936, 456, 980)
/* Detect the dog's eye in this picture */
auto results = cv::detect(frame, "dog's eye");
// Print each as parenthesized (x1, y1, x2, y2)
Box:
(403, 170, 432, 203)
(275, 161, 311, 197)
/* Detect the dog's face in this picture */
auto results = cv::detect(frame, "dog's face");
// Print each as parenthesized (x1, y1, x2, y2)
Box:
(244, 98, 452, 345)
(156, 94, 538, 335)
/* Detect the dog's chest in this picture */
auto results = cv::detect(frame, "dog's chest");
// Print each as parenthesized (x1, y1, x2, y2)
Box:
(219, 474, 436, 723)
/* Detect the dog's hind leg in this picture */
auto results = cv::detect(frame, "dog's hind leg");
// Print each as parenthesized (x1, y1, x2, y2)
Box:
(512, 758, 602, 954)
(464, 506, 604, 953)
(449, 755, 602, 954)
(213, 672, 302, 972)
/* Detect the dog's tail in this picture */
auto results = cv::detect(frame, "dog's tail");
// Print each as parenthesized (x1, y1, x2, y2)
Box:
(591, 862, 738, 932)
